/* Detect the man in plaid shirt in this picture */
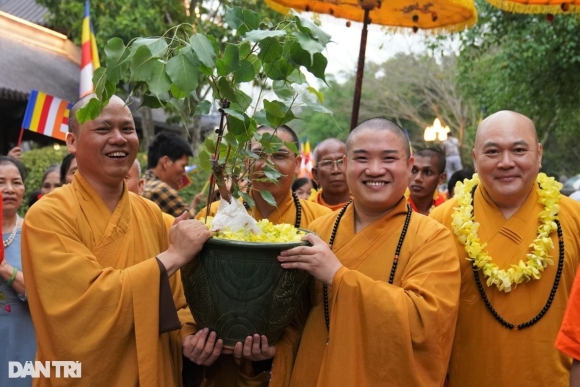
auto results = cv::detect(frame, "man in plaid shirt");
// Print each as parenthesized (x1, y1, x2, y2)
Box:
(143, 132, 201, 218)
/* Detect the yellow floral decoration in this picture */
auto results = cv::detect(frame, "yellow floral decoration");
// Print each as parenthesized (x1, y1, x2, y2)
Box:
(452, 173, 562, 293)
(202, 217, 306, 243)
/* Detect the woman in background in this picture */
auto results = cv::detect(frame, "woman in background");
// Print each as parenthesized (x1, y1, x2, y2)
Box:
(0, 156, 36, 386)
(60, 153, 77, 185)
(40, 164, 61, 195)
(292, 177, 317, 200)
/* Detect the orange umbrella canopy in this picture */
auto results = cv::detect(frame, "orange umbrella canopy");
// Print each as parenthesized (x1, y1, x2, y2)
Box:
(265, 0, 477, 129)
(484, 0, 579, 14)
(265, 0, 477, 32)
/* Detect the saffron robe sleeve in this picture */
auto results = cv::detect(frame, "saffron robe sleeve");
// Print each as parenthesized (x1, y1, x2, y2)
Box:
(430, 186, 580, 387)
(21, 173, 190, 387)
(289, 199, 461, 387)
(556, 265, 580, 360)
(196, 192, 330, 387)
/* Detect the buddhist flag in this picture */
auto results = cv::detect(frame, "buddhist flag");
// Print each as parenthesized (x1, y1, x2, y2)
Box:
(22, 90, 72, 141)
(80, 0, 100, 97)
(299, 139, 313, 179)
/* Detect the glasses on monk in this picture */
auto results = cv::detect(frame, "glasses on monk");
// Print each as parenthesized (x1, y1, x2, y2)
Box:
(252, 148, 295, 161)
(317, 159, 344, 170)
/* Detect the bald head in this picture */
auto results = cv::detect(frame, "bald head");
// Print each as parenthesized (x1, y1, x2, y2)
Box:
(126, 159, 143, 195)
(313, 138, 345, 163)
(475, 110, 538, 149)
(257, 125, 300, 153)
(346, 118, 410, 159)
(472, 110, 543, 213)
(68, 94, 126, 136)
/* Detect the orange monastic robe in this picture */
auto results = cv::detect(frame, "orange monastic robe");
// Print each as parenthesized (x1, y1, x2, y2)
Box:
(312, 190, 349, 212)
(197, 191, 331, 387)
(431, 185, 580, 387)
(556, 268, 580, 360)
(290, 199, 460, 387)
(21, 173, 195, 387)
(407, 191, 447, 214)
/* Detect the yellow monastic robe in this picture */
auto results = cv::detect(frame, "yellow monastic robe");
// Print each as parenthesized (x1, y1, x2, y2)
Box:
(312, 190, 349, 212)
(430, 185, 580, 387)
(197, 191, 331, 387)
(290, 198, 460, 387)
(21, 173, 195, 387)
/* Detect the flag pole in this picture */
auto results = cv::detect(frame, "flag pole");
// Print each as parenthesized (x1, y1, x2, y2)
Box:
(16, 128, 24, 147)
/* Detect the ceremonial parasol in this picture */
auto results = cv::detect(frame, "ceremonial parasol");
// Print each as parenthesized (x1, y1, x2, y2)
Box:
(483, 0, 579, 15)
(265, 0, 477, 129)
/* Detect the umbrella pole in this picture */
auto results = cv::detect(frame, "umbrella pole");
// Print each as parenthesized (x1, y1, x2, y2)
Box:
(350, 8, 370, 131)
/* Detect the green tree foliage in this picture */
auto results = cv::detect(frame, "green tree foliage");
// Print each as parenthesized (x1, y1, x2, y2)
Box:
(455, 1, 580, 176)
(19, 146, 68, 215)
(79, 6, 331, 206)
(297, 53, 478, 162)
(37, 0, 188, 47)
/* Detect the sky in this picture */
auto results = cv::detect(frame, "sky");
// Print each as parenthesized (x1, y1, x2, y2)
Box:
(305, 14, 428, 83)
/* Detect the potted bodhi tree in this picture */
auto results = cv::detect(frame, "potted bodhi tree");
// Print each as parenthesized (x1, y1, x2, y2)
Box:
(77, 6, 332, 346)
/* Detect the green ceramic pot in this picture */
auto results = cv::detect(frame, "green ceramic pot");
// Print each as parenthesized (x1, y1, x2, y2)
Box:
(181, 236, 311, 348)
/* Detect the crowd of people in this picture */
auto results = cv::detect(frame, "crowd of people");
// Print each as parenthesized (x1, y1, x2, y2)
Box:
(1, 96, 579, 387)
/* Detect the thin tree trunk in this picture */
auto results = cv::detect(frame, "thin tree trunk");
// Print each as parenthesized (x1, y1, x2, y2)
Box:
(140, 106, 155, 152)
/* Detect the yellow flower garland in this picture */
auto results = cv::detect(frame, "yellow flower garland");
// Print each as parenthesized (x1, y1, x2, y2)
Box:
(452, 173, 562, 293)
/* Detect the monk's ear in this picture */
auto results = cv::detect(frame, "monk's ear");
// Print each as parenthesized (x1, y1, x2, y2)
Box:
(66, 132, 78, 155)
(537, 143, 543, 169)
(407, 155, 414, 171)
(294, 154, 302, 175)
(312, 165, 319, 182)
(438, 172, 447, 185)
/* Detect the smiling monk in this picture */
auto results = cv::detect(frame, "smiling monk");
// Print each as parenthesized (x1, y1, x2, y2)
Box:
(431, 110, 580, 387)
(195, 124, 330, 387)
(278, 118, 460, 386)
(21, 95, 213, 386)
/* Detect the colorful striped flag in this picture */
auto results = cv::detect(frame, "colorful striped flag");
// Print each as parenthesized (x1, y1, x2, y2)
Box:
(21, 90, 72, 141)
(80, 0, 100, 97)
(299, 139, 313, 179)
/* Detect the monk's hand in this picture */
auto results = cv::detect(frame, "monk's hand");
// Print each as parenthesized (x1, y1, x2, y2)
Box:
(277, 233, 343, 285)
(233, 334, 276, 361)
(158, 218, 212, 276)
(183, 328, 223, 366)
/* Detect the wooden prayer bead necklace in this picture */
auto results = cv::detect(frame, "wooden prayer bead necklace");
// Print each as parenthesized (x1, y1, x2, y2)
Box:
(470, 185, 565, 330)
(244, 191, 302, 229)
(323, 200, 412, 332)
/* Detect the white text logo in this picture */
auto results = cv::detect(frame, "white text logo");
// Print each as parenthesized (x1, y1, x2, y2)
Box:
(8, 361, 82, 378)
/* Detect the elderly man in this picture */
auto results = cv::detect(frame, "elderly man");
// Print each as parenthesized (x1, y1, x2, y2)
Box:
(21, 94, 213, 386)
(407, 148, 447, 215)
(196, 124, 331, 386)
(431, 110, 580, 387)
(311, 138, 350, 211)
(279, 118, 460, 386)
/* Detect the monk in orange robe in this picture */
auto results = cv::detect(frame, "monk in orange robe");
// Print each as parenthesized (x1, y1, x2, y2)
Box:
(407, 148, 447, 215)
(278, 118, 460, 386)
(310, 139, 351, 211)
(556, 269, 580, 386)
(21, 95, 213, 386)
(196, 125, 330, 386)
(431, 110, 580, 387)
